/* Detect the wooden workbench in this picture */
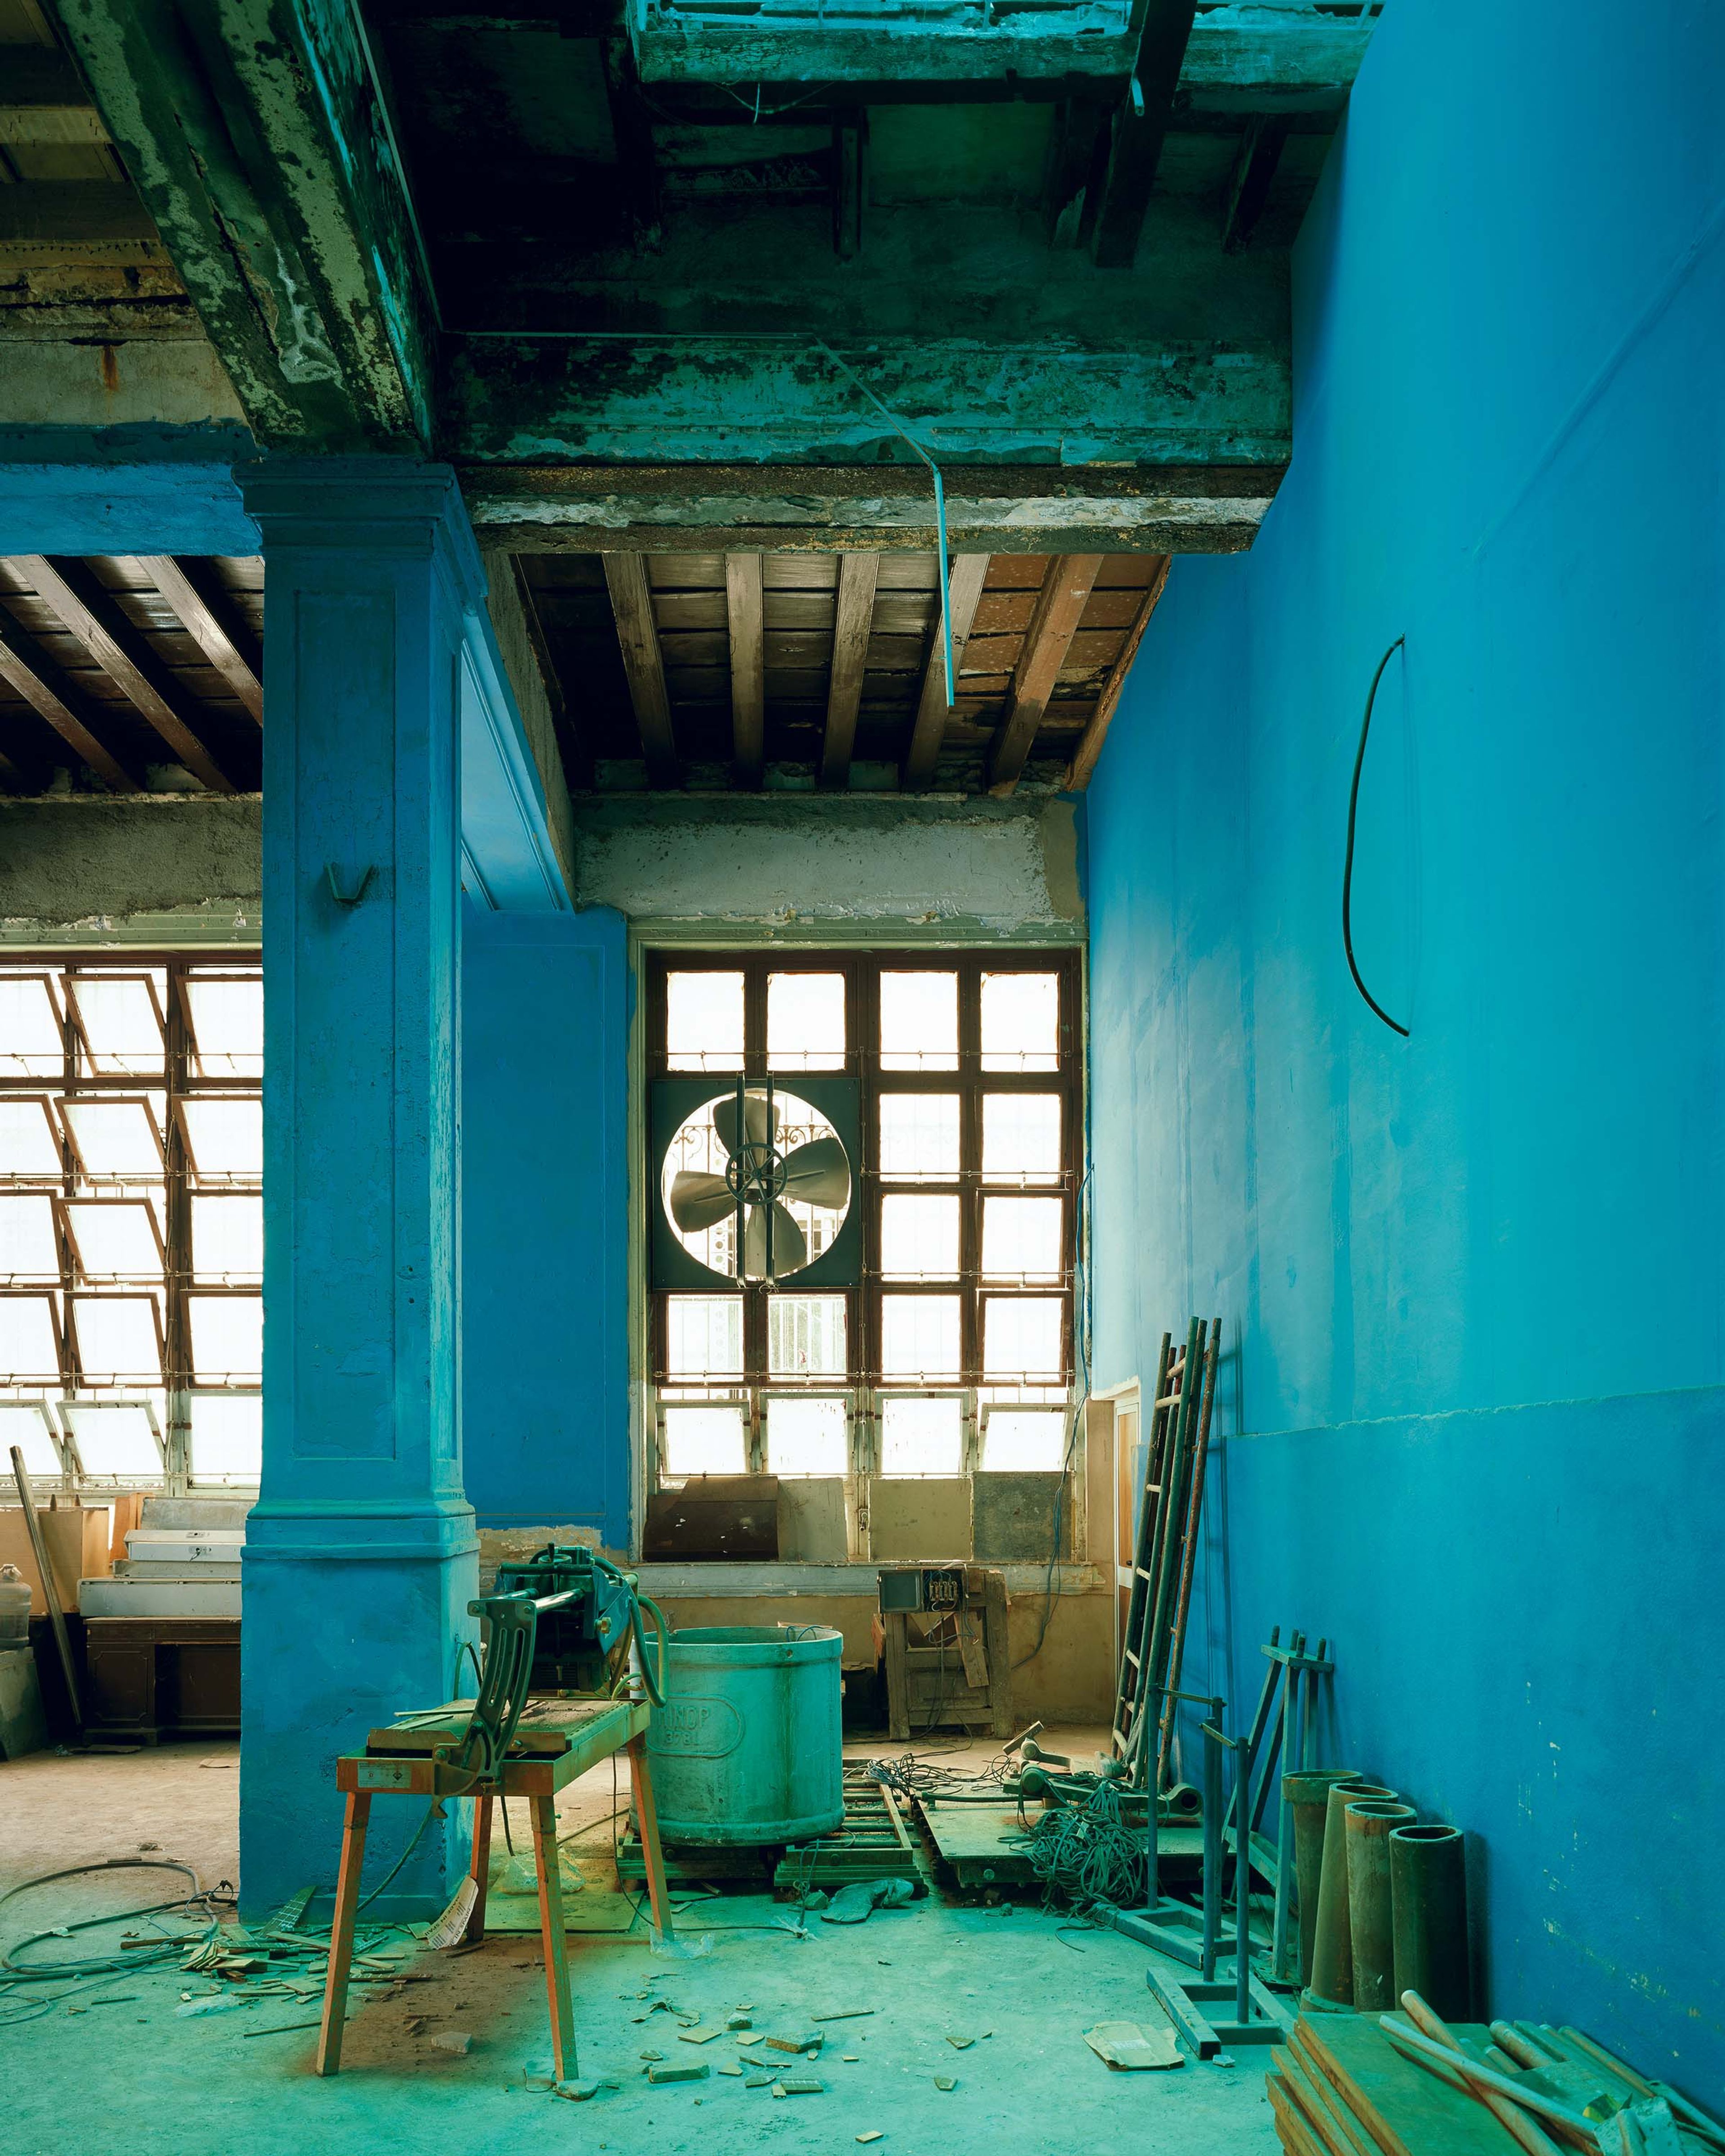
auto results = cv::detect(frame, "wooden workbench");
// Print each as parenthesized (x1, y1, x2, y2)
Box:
(318, 1693, 672, 2083)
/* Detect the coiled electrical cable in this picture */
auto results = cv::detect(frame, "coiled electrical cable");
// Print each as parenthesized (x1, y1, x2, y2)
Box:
(1342, 635, 1411, 1037)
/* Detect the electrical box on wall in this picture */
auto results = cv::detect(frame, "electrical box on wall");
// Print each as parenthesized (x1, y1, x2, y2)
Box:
(649, 1075, 862, 1291)
(877, 1564, 967, 1616)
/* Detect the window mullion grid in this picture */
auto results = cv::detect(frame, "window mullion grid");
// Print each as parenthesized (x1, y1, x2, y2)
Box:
(164, 958, 190, 1489)
(741, 959, 769, 1411)
(55, 965, 77, 1398)
(958, 953, 982, 1395)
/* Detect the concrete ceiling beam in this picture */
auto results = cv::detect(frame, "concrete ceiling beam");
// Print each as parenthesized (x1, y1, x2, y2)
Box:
(54, 0, 438, 449)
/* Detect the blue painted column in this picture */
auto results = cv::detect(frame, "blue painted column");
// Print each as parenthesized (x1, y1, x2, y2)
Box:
(239, 460, 479, 1921)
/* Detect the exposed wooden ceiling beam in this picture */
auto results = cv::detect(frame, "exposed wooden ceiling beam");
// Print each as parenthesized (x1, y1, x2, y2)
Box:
(904, 553, 989, 791)
(1221, 117, 1290, 253)
(603, 553, 679, 786)
(17, 556, 234, 794)
(985, 554, 1103, 797)
(819, 552, 879, 791)
(1090, 0, 1199, 269)
(0, 615, 133, 791)
(725, 552, 765, 787)
(137, 557, 262, 725)
(1064, 557, 1170, 792)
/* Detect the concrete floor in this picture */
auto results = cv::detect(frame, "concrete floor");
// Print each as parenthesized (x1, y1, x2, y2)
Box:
(1, 1728, 1281, 2156)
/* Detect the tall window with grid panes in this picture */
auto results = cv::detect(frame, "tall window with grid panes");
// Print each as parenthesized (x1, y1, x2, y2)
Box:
(0, 958, 263, 1490)
(646, 953, 1081, 1487)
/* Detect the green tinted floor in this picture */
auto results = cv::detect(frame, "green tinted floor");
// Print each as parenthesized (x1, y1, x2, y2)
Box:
(2, 1734, 1280, 2156)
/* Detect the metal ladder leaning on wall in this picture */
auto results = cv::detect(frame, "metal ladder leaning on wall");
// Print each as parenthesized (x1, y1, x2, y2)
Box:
(1110, 1315, 1220, 1788)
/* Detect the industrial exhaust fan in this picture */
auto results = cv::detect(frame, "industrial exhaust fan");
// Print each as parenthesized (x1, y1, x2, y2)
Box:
(650, 1076, 861, 1288)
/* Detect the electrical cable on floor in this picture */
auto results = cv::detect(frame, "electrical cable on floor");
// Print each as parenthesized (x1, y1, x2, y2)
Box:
(1023, 1774, 1145, 1911)
(0, 1859, 231, 1987)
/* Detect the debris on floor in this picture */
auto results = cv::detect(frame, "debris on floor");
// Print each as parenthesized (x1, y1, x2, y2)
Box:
(1083, 2020, 1184, 2071)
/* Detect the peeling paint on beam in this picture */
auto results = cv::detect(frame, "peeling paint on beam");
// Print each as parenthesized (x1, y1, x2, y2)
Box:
(461, 461, 1282, 555)
(445, 334, 1287, 470)
(55, 0, 437, 449)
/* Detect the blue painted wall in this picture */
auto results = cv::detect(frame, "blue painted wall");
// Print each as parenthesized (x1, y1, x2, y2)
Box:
(1087, 0, 1725, 2092)
(462, 904, 632, 1548)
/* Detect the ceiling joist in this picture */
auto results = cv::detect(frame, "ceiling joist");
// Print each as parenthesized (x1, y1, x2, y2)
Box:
(135, 557, 262, 725)
(604, 552, 679, 787)
(904, 554, 990, 792)
(16, 556, 234, 794)
(725, 552, 765, 787)
(986, 555, 1105, 796)
(820, 553, 880, 791)
(1064, 555, 1169, 791)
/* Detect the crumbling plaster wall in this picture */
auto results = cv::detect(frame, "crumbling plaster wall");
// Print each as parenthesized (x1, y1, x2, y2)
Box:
(573, 791, 1085, 935)
(0, 794, 262, 943)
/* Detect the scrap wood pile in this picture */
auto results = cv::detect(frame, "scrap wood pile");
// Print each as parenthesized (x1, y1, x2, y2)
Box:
(1269, 1995, 1725, 2156)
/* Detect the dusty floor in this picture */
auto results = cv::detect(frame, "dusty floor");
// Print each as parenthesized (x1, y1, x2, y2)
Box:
(1, 1727, 1281, 2156)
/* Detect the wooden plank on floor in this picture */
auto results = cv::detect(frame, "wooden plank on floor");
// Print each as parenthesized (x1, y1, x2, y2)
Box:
(1296, 2014, 1528, 2156)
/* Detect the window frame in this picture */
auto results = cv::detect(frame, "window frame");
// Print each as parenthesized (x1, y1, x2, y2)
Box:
(0, 951, 262, 1493)
(645, 947, 1082, 1483)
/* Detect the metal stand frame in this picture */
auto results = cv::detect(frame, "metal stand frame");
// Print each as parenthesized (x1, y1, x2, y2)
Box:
(1146, 1700, 1293, 2054)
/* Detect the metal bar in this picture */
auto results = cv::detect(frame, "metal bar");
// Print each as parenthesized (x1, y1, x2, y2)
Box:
(1235, 1708, 1252, 2027)
(1272, 1652, 1298, 1979)
(1156, 1315, 1219, 1781)
(1200, 1695, 1223, 1982)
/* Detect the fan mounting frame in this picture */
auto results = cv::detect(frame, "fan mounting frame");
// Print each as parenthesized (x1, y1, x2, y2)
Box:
(649, 1074, 862, 1291)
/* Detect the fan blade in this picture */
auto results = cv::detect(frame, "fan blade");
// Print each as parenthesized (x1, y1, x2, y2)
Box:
(778, 1134, 851, 1211)
(714, 1090, 775, 1159)
(669, 1171, 737, 1235)
(742, 1200, 808, 1280)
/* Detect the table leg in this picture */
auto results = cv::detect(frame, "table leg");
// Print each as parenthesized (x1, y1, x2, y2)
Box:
(628, 1732, 676, 1944)
(463, 1792, 495, 1947)
(315, 1790, 372, 2077)
(531, 1792, 576, 2083)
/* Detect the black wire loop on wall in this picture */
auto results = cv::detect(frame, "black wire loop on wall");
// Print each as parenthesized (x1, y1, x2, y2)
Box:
(1341, 636, 1411, 1038)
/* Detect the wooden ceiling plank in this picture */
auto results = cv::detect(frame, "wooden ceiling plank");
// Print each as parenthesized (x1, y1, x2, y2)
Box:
(14, 557, 234, 790)
(137, 556, 263, 724)
(819, 552, 880, 791)
(985, 553, 1104, 796)
(1090, 0, 1200, 269)
(1065, 555, 1170, 791)
(603, 552, 679, 785)
(903, 552, 990, 791)
(0, 618, 133, 791)
(724, 551, 765, 786)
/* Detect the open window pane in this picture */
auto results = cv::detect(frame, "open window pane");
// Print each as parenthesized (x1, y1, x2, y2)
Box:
(0, 1297, 59, 1382)
(0, 1195, 59, 1282)
(60, 1401, 162, 1477)
(980, 971, 1059, 1072)
(72, 1295, 164, 1383)
(981, 1196, 1063, 1282)
(879, 972, 958, 1071)
(666, 971, 744, 1071)
(881, 1294, 960, 1380)
(766, 1396, 847, 1476)
(66, 974, 165, 1075)
(61, 1098, 163, 1179)
(768, 972, 845, 1071)
(880, 1396, 963, 1476)
(663, 1404, 747, 1476)
(61, 1199, 164, 1280)
(191, 1194, 263, 1282)
(666, 1295, 744, 1378)
(188, 1294, 262, 1383)
(982, 1408, 1068, 1472)
(768, 1293, 847, 1375)
(982, 1297, 1064, 1380)
(0, 1098, 62, 1177)
(183, 976, 262, 1077)
(880, 1194, 960, 1280)
(179, 1096, 264, 1181)
(0, 1402, 62, 1478)
(878, 1093, 960, 1181)
(188, 1393, 262, 1483)
(0, 976, 63, 1078)
(982, 1094, 1062, 1184)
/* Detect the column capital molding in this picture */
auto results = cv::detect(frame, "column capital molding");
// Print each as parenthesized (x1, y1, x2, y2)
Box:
(239, 456, 485, 616)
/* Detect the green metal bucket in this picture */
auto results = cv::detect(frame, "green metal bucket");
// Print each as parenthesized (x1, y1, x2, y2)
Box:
(644, 1623, 845, 1846)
